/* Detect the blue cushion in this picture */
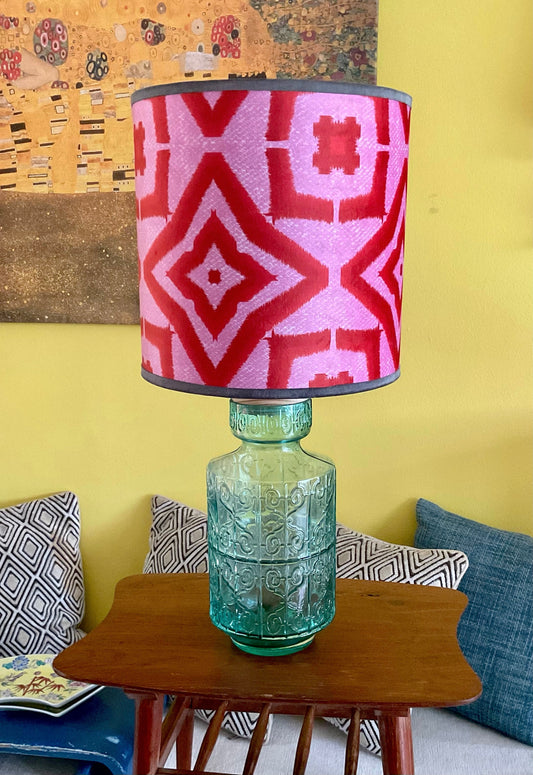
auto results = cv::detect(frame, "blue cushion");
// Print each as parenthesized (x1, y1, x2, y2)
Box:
(415, 499, 533, 746)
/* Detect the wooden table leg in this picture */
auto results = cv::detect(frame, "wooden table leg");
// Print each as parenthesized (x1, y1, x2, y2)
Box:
(126, 691, 165, 775)
(378, 713, 414, 775)
(176, 707, 194, 770)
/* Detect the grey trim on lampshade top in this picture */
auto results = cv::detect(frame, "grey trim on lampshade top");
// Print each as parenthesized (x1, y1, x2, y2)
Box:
(141, 367, 400, 399)
(131, 79, 412, 107)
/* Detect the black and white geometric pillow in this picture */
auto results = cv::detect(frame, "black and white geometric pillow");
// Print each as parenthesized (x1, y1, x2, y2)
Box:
(0, 491, 86, 657)
(326, 523, 470, 754)
(143, 496, 272, 742)
(143, 496, 208, 574)
(336, 524, 469, 588)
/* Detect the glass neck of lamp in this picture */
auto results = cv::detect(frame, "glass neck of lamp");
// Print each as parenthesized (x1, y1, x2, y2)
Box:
(229, 399, 312, 444)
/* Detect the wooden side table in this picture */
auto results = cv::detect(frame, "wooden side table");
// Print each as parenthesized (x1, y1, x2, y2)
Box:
(54, 574, 481, 775)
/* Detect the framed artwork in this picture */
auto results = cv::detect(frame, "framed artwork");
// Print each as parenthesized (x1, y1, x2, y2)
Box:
(0, 0, 377, 323)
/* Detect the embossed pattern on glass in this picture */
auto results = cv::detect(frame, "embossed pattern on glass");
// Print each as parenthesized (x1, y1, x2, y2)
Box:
(208, 400, 336, 655)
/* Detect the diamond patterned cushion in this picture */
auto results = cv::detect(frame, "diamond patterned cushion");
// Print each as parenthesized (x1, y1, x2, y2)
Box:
(327, 522, 469, 754)
(0, 492, 85, 657)
(143, 495, 271, 742)
(143, 497, 208, 575)
(415, 498, 533, 746)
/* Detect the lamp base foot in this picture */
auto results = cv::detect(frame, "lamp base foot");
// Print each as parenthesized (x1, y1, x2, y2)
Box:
(230, 633, 315, 656)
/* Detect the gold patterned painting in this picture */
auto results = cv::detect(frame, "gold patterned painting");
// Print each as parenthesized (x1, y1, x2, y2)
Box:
(0, 0, 377, 322)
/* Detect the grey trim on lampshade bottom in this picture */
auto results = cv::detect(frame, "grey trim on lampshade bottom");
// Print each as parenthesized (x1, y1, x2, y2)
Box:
(131, 79, 412, 107)
(140, 367, 400, 399)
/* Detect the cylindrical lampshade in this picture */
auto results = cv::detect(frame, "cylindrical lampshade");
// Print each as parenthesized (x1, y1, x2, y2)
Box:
(132, 80, 411, 399)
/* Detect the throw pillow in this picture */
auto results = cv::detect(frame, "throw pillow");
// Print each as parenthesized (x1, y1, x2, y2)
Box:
(326, 523, 470, 754)
(415, 498, 533, 746)
(0, 491, 85, 657)
(143, 495, 271, 742)
(143, 496, 207, 574)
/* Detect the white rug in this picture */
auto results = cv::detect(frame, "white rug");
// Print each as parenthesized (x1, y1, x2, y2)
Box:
(0, 709, 531, 774)
(167, 710, 533, 775)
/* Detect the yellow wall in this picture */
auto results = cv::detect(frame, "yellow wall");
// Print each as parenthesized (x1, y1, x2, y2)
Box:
(0, 0, 531, 630)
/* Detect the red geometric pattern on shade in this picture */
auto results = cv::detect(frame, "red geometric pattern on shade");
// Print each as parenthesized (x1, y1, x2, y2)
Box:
(265, 92, 297, 141)
(133, 121, 146, 176)
(340, 160, 408, 370)
(135, 97, 172, 221)
(138, 149, 171, 221)
(399, 101, 411, 144)
(266, 330, 332, 389)
(312, 116, 361, 175)
(267, 94, 390, 224)
(141, 151, 329, 386)
(167, 211, 276, 340)
(182, 90, 248, 136)
(379, 220, 404, 320)
(269, 327, 382, 389)
(338, 150, 388, 222)
(267, 148, 334, 223)
(375, 98, 390, 145)
(133, 86, 411, 394)
(309, 370, 353, 389)
(141, 318, 174, 377)
(336, 327, 382, 382)
(151, 95, 170, 143)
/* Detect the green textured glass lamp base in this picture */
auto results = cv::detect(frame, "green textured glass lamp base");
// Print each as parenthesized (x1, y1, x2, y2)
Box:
(207, 399, 336, 656)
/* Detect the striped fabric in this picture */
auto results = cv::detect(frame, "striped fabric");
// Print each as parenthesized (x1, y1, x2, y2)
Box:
(0, 492, 85, 657)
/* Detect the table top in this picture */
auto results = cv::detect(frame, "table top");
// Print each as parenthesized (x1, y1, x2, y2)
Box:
(54, 574, 481, 712)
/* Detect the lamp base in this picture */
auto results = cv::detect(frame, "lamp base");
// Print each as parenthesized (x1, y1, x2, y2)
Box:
(207, 399, 336, 656)
(230, 632, 315, 657)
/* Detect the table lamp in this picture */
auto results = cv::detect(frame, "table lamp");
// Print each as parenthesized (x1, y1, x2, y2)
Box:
(132, 80, 411, 656)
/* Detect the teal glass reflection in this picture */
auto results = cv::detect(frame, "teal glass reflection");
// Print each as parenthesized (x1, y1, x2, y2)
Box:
(207, 399, 336, 656)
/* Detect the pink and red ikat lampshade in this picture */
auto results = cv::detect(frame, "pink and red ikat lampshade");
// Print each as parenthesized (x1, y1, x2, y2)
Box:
(132, 80, 411, 399)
